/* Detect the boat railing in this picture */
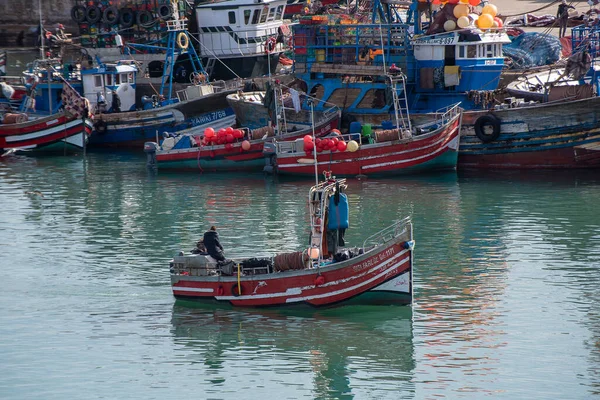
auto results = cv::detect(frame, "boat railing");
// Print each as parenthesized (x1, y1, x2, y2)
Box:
(199, 26, 282, 57)
(166, 19, 187, 32)
(292, 23, 411, 69)
(433, 102, 461, 125)
(571, 25, 600, 61)
(362, 216, 412, 250)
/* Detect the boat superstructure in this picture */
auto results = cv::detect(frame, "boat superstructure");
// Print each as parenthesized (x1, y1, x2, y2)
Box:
(195, 0, 288, 80)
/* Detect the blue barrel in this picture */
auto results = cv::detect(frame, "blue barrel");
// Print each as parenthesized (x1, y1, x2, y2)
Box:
(382, 120, 394, 130)
(328, 193, 349, 230)
(349, 121, 362, 134)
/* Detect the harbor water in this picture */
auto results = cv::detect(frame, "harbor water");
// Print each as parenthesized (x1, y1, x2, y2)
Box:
(1, 150, 599, 399)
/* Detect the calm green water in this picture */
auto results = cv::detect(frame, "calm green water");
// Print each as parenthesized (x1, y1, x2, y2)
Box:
(1, 151, 600, 399)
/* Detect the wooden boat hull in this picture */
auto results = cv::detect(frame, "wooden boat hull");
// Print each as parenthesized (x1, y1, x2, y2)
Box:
(227, 91, 322, 130)
(0, 113, 92, 154)
(151, 109, 340, 172)
(457, 97, 600, 169)
(171, 234, 413, 308)
(90, 91, 236, 149)
(273, 114, 461, 177)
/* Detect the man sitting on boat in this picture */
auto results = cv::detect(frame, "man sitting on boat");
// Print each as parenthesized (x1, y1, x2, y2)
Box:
(203, 226, 226, 262)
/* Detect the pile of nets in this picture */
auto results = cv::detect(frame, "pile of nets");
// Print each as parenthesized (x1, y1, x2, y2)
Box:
(503, 32, 563, 69)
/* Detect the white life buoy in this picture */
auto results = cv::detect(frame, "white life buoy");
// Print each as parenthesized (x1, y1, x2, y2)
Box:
(177, 32, 189, 50)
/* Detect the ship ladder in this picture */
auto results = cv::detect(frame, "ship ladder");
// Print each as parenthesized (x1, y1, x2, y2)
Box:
(204, 58, 216, 78)
(387, 73, 412, 137)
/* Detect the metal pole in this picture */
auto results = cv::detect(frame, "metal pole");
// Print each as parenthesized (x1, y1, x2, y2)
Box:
(39, 0, 44, 60)
(311, 99, 318, 187)
(82, 117, 86, 157)
(47, 65, 52, 114)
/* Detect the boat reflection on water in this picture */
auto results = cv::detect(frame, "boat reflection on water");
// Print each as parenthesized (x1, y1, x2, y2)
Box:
(170, 304, 415, 397)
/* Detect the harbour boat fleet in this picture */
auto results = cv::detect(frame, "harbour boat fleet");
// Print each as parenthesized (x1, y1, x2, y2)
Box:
(2, 0, 600, 307)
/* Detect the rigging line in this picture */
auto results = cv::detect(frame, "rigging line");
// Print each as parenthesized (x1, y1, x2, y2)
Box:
(277, 81, 341, 111)
(188, 33, 242, 80)
(501, 0, 561, 18)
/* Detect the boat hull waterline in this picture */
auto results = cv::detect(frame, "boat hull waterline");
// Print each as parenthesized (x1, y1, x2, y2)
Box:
(0, 113, 92, 154)
(151, 111, 340, 171)
(273, 114, 461, 177)
(172, 241, 413, 308)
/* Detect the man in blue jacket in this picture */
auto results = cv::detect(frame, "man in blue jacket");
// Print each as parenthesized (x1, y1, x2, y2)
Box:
(203, 226, 225, 261)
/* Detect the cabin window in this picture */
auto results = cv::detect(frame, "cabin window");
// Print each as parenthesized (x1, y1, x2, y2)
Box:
(259, 7, 268, 23)
(244, 9, 251, 25)
(228, 11, 236, 24)
(115, 74, 120, 84)
(275, 5, 284, 20)
(94, 75, 102, 87)
(127, 72, 134, 83)
(467, 45, 476, 58)
(485, 44, 494, 58)
(458, 46, 465, 58)
(105, 74, 114, 86)
(266, 7, 276, 22)
(251, 9, 260, 24)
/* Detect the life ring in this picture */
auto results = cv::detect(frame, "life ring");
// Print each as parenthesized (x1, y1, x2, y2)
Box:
(177, 32, 189, 50)
(265, 37, 277, 54)
(474, 114, 501, 143)
(158, 4, 173, 20)
(190, 71, 206, 85)
(71, 5, 87, 23)
(231, 283, 243, 296)
(136, 10, 155, 28)
(94, 120, 107, 134)
(103, 6, 119, 25)
(85, 6, 102, 24)
(119, 8, 135, 28)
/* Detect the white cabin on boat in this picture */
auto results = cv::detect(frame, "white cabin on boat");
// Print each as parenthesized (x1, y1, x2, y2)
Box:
(196, 0, 287, 58)
(81, 61, 137, 113)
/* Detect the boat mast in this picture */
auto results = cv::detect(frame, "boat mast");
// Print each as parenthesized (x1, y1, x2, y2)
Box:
(39, 0, 44, 59)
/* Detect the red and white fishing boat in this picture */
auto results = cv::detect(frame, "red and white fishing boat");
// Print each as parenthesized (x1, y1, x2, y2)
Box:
(1, 82, 93, 156)
(144, 105, 340, 172)
(170, 177, 414, 307)
(0, 113, 92, 155)
(265, 103, 461, 177)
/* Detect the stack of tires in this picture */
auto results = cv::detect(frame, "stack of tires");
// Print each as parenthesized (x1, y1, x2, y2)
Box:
(71, 1, 176, 48)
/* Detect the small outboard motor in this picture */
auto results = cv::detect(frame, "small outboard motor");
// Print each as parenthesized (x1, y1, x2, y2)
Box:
(141, 95, 154, 110)
(144, 142, 159, 171)
(262, 142, 277, 174)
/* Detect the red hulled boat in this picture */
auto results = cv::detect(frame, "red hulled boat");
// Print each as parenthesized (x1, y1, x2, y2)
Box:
(266, 104, 462, 177)
(0, 112, 93, 155)
(170, 178, 414, 307)
(144, 105, 339, 172)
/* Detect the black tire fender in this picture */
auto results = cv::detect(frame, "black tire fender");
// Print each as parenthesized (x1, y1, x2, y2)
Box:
(94, 120, 108, 134)
(71, 5, 86, 23)
(158, 4, 173, 20)
(474, 114, 501, 143)
(85, 6, 102, 24)
(136, 10, 156, 28)
(103, 6, 119, 25)
(119, 8, 135, 28)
